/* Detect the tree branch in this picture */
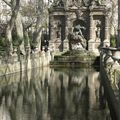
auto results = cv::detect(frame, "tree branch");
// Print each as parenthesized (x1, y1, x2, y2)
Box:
(2, 0, 11, 7)
(9, 0, 20, 28)
(24, 22, 35, 30)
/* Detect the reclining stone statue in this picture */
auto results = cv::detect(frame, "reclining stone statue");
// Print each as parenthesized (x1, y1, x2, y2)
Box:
(68, 24, 86, 50)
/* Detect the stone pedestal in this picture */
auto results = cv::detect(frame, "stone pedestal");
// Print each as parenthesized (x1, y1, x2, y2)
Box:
(113, 51, 120, 59)
(49, 39, 69, 53)
(103, 40, 110, 47)
(88, 41, 100, 56)
(49, 40, 62, 52)
(63, 39, 69, 51)
(88, 41, 95, 51)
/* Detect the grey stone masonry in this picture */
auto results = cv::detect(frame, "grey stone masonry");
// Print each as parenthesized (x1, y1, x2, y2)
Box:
(49, 0, 110, 55)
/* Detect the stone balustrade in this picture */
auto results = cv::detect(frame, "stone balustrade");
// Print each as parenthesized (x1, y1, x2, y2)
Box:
(101, 47, 120, 99)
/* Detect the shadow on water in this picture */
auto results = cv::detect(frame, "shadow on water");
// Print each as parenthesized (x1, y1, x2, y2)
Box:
(0, 67, 112, 120)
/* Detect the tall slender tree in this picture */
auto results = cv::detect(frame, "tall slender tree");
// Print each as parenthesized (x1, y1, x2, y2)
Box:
(2, 0, 21, 55)
(118, 0, 120, 47)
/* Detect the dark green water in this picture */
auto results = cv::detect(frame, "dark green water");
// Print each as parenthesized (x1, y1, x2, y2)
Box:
(0, 68, 111, 120)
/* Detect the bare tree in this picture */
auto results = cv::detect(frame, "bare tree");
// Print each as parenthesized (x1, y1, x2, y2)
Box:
(15, 12, 25, 55)
(20, 0, 48, 52)
(2, 0, 21, 55)
(32, 0, 48, 51)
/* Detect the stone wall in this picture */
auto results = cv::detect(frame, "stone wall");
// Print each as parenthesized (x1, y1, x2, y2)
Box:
(0, 51, 52, 76)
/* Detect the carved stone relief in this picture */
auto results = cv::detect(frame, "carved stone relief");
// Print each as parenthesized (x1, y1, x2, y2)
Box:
(53, 0, 64, 7)
(68, 19, 87, 50)
(95, 20, 101, 41)
(49, 0, 110, 52)
(91, 0, 101, 6)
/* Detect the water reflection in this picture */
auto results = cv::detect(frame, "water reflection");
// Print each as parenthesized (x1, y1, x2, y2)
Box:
(0, 68, 111, 120)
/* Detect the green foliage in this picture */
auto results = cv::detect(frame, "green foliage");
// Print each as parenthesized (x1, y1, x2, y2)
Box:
(110, 35, 116, 47)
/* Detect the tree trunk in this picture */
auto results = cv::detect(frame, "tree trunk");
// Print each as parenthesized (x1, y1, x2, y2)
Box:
(23, 28, 31, 58)
(15, 12, 25, 55)
(32, 0, 44, 52)
(33, 27, 42, 51)
(6, 25, 13, 55)
(5, 0, 20, 55)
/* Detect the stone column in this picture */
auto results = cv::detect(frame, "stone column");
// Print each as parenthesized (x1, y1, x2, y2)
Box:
(49, 14, 55, 51)
(103, 14, 110, 47)
(63, 15, 69, 51)
(65, 15, 69, 39)
(88, 13, 94, 51)
(65, 0, 68, 8)
(118, 0, 120, 47)
(89, 14, 94, 41)
(49, 14, 54, 41)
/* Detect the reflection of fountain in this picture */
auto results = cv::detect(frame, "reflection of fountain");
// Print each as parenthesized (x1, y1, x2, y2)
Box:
(0, 97, 11, 120)
(0, 67, 111, 120)
(88, 72, 100, 109)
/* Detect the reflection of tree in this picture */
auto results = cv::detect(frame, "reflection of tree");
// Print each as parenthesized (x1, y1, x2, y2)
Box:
(0, 69, 44, 120)
(99, 83, 106, 109)
(0, 68, 111, 120)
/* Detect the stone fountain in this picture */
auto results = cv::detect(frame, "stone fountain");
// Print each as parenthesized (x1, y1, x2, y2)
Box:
(49, 0, 110, 67)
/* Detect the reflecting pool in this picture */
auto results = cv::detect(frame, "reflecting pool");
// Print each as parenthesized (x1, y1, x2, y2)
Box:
(0, 67, 111, 120)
